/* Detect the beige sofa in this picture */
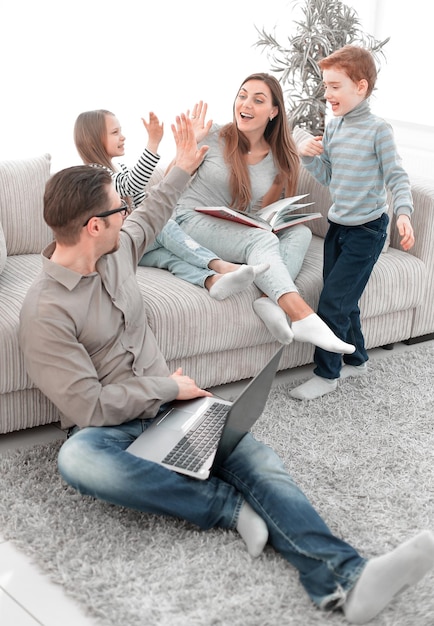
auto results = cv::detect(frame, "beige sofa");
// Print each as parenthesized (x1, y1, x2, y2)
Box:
(1, 153, 433, 434)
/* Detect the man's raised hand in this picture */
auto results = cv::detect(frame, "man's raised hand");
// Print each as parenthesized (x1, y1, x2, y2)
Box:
(171, 113, 209, 175)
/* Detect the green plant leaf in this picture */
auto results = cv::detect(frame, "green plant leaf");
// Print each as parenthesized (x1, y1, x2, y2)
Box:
(254, 0, 389, 134)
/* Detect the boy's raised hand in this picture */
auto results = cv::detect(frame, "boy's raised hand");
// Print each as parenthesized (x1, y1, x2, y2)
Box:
(171, 113, 209, 175)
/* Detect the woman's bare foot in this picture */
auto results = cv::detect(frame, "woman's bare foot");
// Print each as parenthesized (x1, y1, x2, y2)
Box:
(277, 291, 315, 321)
(208, 259, 243, 274)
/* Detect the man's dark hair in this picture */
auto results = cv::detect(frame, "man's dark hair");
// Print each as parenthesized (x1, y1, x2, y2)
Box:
(44, 165, 112, 245)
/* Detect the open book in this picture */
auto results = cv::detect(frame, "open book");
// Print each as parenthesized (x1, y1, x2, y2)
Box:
(195, 194, 322, 233)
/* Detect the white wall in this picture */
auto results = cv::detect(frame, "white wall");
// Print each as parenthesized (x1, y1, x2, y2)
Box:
(1, 0, 432, 174)
(349, 0, 434, 180)
(0, 0, 295, 170)
(348, 0, 431, 122)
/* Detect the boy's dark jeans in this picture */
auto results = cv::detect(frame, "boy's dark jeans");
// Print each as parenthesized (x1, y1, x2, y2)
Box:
(314, 213, 389, 379)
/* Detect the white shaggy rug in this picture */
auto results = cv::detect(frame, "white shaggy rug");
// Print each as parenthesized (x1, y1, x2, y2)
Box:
(1, 343, 434, 626)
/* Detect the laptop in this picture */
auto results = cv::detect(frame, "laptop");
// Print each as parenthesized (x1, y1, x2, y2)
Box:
(126, 347, 283, 480)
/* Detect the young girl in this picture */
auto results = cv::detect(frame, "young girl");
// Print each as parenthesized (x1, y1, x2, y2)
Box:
(73, 109, 268, 300)
(173, 75, 355, 354)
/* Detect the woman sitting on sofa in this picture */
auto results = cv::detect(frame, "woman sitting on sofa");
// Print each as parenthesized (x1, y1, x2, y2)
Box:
(173, 74, 355, 354)
(73, 109, 268, 301)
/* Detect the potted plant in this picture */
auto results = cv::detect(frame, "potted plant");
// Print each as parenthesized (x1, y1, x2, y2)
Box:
(255, 0, 390, 134)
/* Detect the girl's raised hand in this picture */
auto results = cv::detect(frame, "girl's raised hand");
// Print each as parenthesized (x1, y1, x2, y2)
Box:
(141, 112, 164, 154)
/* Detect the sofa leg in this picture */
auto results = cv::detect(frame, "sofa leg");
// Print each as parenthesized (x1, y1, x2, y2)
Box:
(381, 343, 395, 350)
(404, 332, 434, 345)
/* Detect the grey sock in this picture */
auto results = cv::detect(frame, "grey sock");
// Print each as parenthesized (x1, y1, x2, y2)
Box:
(344, 530, 434, 624)
(289, 375, 338, 400)
(236, 501, 269, 558)
(340, 363, 368, 379)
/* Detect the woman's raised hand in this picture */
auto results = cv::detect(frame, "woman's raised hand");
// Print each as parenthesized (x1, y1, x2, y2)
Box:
(188, 100, 213, 143)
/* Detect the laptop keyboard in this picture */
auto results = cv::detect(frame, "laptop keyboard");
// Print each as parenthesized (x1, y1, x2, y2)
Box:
(162, 402, 230, 472)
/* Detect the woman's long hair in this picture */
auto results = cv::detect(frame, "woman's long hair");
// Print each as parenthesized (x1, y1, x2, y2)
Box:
(220, 73, 300, 210)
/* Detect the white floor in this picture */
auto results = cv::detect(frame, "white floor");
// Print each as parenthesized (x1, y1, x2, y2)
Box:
(0, 340, 431, 626)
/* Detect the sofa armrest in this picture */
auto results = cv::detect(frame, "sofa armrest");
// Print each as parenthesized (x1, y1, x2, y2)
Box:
(0, 154, 53, 255)
(389, 178, 434, 338)
(389, 178, 434, 254)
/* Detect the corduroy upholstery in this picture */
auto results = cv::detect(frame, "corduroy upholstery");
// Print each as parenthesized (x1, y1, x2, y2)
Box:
(0, 155, 433, 434)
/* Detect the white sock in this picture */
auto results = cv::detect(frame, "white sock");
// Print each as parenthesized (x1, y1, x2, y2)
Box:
(289, 374, 337, 400)
(208, 265, 255, 300)
(236, 501, 269, 558)
(340, 363, 368, 379)
(208, 264, 270, 300)
(253, 297, 294, 345)
(292, 314, 355, 354)
(252, 262, 270, 278)
(344, 530, 434, 624)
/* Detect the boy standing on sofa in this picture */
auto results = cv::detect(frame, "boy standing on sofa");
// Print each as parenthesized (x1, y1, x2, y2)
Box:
(291, 45, 415, 400)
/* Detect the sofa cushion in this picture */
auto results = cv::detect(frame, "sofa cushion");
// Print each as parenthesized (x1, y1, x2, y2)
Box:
(136, 267, 267, 362)
(0, 154, 53, 255)
(134, 234, 426, 367)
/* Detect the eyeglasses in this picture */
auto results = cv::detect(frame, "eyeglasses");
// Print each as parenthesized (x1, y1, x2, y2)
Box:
(83, 201, 130, 227)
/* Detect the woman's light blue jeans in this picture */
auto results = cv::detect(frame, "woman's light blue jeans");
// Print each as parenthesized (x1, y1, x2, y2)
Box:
(139, 218, 218, 288)
(58, 422, 366, 610)
(175, 207, 312, 302)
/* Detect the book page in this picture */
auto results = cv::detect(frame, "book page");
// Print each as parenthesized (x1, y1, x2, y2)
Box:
(272, 212, 322, 232)
(269, 202, 314, 227)
(256, 194, 309, 222)
(194, 207, 272, 230)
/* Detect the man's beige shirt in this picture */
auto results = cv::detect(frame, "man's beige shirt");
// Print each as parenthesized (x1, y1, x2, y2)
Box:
(19, 167, 190, 430)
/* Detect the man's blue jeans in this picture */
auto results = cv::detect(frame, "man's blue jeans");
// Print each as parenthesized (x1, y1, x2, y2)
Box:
(58, 421, 366, 609)
(314, 214, 389, 379)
